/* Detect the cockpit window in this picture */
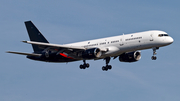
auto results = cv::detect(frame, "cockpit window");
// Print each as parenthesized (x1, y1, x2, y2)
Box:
(164, 34, 169, 36)
(158, 34, 163, 37)
(158, 34, 169, 37)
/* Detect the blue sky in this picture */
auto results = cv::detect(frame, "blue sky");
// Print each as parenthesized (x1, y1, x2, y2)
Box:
(1, 0, 180, 101)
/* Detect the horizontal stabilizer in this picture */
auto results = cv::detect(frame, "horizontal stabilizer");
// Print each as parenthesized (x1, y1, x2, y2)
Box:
(6, 51, 42, 56)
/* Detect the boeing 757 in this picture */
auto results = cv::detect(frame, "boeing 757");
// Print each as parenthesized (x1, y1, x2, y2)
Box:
(7, 21, 174, 71)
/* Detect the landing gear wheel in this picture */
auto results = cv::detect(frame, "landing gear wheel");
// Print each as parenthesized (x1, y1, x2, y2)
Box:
(79, 60, 90, 69)
(86, 63, 90, 68)
(102, 66, 108, 71)
(80, 64, 85, 69)
(108, 65, 112, 70)
(102, 66, 105, 71)
(151, 56, 157, 60)
(102, 65, 112, 71)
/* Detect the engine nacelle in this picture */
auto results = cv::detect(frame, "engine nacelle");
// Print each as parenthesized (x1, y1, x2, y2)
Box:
(119, 51, 141, 62)
(82, 48, 102, 59)
(41, 50, 57, 59)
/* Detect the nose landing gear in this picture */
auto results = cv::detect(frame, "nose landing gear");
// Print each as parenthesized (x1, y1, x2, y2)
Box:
(151, 47, 159, 60)
(102, 65, 112, 71)
(151, 56, 157, 60)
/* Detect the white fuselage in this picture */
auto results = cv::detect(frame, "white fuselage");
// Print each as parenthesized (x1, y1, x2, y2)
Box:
(66, 30, 173, 59)
(8, 21, 174, 68)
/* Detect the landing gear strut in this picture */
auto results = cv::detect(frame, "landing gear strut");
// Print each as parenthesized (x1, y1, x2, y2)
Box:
(80, 60, 89, 69)
(102, 57, 112, 71)
(151, 47, 159, 60)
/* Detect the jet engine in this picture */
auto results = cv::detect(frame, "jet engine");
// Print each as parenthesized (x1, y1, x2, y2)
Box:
(82, 48, 102, 59)
(119, 51, 141, 62)
(41, 50, 57, 59)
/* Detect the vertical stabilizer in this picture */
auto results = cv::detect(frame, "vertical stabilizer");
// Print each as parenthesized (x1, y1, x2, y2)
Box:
(25, 21, 49, 53)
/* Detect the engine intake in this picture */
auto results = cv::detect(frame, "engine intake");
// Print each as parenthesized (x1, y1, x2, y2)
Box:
(119, 51, 141, 62)
(82, 48, 102, 59)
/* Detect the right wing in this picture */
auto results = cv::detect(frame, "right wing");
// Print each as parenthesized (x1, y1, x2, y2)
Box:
(8, 41, 108, 59)
(22, 41, 85, 50)
(22, 41, 86, 59)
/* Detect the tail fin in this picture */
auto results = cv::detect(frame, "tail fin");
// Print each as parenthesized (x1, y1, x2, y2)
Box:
(25, 21, 49, 53)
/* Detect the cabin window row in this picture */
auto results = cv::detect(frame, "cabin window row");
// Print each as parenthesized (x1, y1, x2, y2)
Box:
(111, 40, 119, 43)
(84, 44, 98, 47)
(125, 37, 142, 41)
(84, 39, 121, 47)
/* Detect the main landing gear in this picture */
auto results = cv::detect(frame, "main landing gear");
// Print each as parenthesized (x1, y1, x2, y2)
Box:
(102, 57, 112, 71)
(151, 47, 159, 60)
(80, 60, 90, 69)
(79, 57, 112, 71)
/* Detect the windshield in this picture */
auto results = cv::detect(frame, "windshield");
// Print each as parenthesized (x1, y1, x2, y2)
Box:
(158, 34, 169, 37)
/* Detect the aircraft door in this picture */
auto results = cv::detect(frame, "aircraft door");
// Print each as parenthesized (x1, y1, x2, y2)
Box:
(120, 38, 124, 46)
(150, 33, 154, 41)
(119, 36, 128, 51)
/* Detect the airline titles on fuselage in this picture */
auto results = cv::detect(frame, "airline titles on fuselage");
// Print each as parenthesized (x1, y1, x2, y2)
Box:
(83, 35, 143, 48)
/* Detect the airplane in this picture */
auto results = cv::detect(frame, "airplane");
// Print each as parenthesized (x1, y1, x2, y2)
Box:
(7, 21, 174, 71)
